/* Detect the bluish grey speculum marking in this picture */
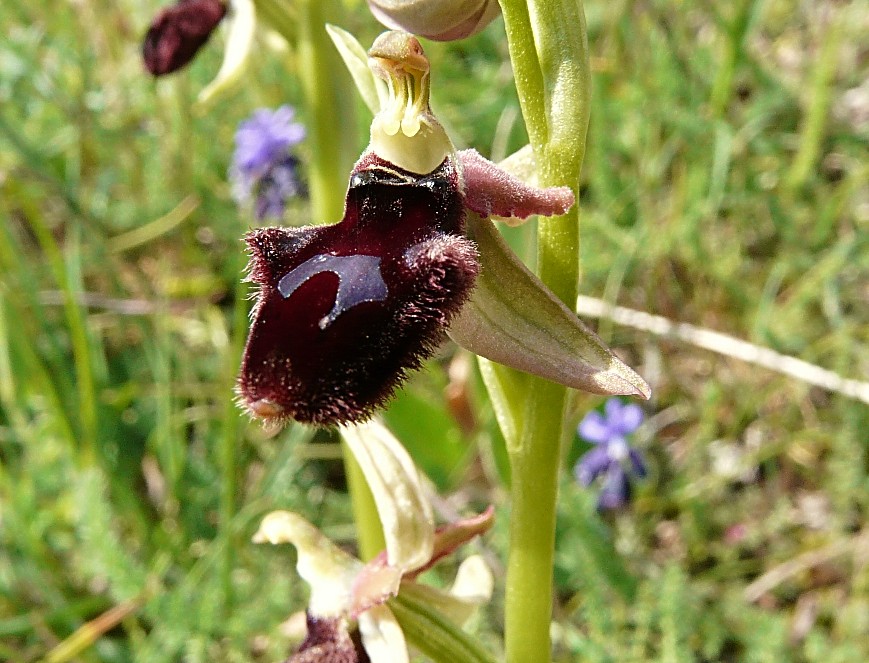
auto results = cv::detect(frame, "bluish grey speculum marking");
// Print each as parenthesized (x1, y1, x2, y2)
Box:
(277, 254, 389, 329)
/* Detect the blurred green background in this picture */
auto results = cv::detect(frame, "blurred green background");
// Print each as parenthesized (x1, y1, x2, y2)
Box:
(1, 1, 867, 661)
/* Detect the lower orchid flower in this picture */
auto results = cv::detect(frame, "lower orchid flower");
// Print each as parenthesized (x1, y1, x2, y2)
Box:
(236, 30, 650, 427)
(253, 419, 494, 663)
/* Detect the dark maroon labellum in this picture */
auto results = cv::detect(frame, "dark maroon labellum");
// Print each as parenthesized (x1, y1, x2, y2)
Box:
(238, 154, 479, 426)
(142, 0, 227, 76)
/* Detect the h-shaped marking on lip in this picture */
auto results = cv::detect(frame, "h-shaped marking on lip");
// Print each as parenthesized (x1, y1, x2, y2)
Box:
(277, 254, 389, 330)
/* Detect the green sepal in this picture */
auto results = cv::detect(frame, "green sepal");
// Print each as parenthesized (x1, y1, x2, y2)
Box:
(448, 213, 651, 400)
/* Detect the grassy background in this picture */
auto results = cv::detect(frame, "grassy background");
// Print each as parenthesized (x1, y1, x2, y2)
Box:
(1, 0, 867, 661)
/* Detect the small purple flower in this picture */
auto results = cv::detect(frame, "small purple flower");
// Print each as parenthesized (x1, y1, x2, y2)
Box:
(230, 106, 306, 221)
(575, 398, 647, 511)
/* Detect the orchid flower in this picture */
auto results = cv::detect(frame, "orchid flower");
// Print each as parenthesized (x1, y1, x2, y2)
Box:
(237, 30, 649, 427)
(253, 419, 494, 662)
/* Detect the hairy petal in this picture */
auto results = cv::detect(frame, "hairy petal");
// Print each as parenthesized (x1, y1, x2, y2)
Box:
(458, 149, 574, 225)
(406, 506, 494, 579)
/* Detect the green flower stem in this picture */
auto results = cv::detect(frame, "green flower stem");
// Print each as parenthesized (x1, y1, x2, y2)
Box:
(503, 380, 567, 663)
(498, 2, 590, 662)
(343, 439, 386, 561)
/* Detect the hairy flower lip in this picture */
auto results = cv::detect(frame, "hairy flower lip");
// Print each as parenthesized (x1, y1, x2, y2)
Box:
(236, 153, 477, 427)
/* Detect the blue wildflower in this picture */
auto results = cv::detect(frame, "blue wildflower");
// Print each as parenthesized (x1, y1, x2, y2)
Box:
(574, 398, 647, 511)
(230, 106, 306, 221)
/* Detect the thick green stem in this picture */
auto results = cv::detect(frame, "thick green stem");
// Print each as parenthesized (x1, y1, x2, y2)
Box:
(498, 2, 590, 662)
(503, 379, 568, 662)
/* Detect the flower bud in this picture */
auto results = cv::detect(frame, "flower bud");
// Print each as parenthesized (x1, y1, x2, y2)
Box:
(142, 0, 227, 76)
(367, 0, 500, 41)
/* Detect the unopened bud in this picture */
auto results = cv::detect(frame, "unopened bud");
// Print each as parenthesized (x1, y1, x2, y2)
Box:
(367, 0, 500, 41)
(143, 0, 227, 76)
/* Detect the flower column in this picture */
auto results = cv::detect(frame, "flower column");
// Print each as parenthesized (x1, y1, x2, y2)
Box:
(496, 2, 591, 662)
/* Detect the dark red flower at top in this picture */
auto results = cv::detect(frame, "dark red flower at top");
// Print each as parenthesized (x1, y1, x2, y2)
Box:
(237, 152, 479, 426)
(142, 0, 227, 76)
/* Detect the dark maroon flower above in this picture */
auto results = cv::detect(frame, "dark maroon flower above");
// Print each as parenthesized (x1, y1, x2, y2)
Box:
(142, 0, 227, 76)
(237, 153, 478, 426)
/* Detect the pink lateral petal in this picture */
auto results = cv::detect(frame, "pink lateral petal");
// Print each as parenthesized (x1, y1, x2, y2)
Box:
(405, 506, 495, 580)
(458, 149, 574, 224)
